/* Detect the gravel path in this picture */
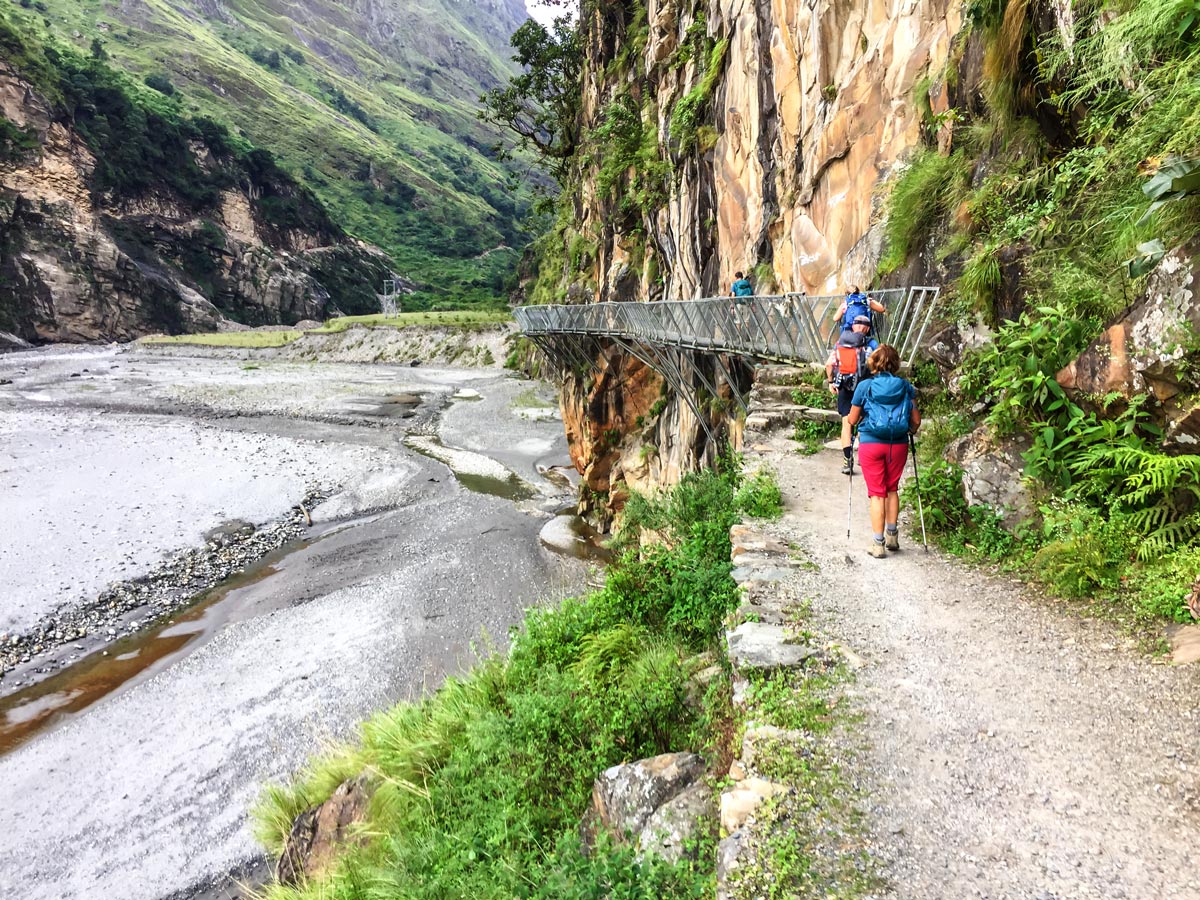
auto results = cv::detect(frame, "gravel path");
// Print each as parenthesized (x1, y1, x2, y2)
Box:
(750, 430, 1200, 900)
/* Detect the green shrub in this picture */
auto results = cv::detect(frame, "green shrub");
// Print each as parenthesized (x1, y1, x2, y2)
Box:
(1135, 547, 1200, 622)
(252, 459, 755, 899)
(737, 468, 784, 518)
(877, 149, 970, 275)
(792, 418, 840, 455)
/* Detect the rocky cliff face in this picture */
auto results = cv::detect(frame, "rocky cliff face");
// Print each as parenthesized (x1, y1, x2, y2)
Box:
(540, 0, 962, 516)
(0, 62, 393, 343)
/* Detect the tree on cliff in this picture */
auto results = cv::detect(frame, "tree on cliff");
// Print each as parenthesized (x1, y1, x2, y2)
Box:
(480, 14, 582, 184)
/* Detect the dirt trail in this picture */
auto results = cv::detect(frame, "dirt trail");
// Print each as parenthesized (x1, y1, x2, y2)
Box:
(752, 429, 1200, 900)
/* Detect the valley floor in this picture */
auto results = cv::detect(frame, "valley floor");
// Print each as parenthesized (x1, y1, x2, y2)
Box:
(747, 428, 1200, 899)
(0, 346, 588, 900)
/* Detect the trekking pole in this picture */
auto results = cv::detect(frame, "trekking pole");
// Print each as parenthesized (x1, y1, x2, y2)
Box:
(846, 431, 854, 541)
(909, 432, 929, 553)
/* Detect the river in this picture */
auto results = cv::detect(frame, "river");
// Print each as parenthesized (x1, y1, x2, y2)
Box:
(0, 344, 590, 899)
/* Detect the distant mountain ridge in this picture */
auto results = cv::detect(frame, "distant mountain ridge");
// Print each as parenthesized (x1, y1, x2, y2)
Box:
(2, 0, 534, 308)
(0, 15, 397, 343)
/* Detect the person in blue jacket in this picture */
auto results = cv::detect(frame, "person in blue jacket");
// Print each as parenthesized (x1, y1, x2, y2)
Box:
(730, 271, 754, 299)
(847, 344, 921, 558)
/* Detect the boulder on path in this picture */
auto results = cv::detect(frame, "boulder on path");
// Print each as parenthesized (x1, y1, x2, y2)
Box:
(726, 622, 818, 672)
(276, 775, 373, 886)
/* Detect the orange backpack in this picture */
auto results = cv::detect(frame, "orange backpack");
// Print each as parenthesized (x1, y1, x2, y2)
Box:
(834, 336, 869, 388)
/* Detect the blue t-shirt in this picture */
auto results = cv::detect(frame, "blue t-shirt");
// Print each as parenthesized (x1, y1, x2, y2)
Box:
(851, 372, 915, 444)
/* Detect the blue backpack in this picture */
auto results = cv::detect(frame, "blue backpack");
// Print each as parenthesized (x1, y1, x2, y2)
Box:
(862, 378, 914, 442)
(841, 293, 871, 331)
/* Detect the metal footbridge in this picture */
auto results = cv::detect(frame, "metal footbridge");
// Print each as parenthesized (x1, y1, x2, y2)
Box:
(513, 287, 939, 439)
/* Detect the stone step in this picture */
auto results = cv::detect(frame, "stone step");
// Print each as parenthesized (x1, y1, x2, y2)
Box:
(749, 384, 800, 404)
(747, 403, 840, 429)
(753, 364, 817, 387)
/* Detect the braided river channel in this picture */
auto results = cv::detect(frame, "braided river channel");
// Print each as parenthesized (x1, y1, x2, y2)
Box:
(0, 344, 591, 900)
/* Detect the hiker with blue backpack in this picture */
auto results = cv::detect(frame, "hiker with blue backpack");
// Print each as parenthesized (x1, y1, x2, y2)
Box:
(847, 344, 921, 558)
(730, 271, 754, 300)
(835, 286, 887, 335)
(825, 315, 878, 475)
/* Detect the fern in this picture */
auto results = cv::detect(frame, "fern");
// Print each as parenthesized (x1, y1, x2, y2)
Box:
(1071, 445, 1200, 559)
(571, 624, 647, 688)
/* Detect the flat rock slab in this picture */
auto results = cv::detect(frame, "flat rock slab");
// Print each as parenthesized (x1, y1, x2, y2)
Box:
(732, 564, 799, 585)
(1166, 623, 1200, 665)
(720, 776, 790, 833)
(729, 525, 790, 556)
(727, 622, 817, 671)
(798, 407, 840, 423)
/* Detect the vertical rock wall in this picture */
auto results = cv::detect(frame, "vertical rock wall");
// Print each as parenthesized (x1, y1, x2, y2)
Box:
(549, 0, 964, 517)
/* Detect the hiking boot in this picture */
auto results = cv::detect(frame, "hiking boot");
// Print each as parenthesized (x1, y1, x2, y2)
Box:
(885, 531, 900, 551)
(841, 461, 854, 476)
(868, 540, 887, 559)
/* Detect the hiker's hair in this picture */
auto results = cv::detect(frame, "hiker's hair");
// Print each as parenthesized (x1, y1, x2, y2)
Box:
(735, 271, 744, 279)
(869, 344, 901, 374)
(851, 285, 860, 293)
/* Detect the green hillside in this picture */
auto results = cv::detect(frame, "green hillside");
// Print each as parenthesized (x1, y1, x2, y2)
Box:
(5, 0, 535, 308)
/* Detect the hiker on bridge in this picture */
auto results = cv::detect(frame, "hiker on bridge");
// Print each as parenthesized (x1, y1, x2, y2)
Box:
(836, 286, 887, 335)
(826, 316, 878, 475)
(730, 271, 754, 301)
(728, 271, 754, 338)
(847, 344, 921, 558)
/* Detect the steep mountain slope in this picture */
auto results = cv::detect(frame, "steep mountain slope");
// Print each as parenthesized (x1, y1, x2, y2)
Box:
(0, 14, 394, 342)
(4, 0, 533, 308)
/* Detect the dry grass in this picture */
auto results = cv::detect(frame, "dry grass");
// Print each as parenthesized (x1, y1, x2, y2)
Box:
(139, 331, 303, 348)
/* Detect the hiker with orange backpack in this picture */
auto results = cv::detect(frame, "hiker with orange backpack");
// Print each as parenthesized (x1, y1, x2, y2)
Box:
(847, 344, 922, 558)
(826, 315, 878, 475)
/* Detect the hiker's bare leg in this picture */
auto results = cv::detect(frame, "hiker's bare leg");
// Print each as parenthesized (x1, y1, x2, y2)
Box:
(885, 491, 900, 528)
(869, 496, 885, 534)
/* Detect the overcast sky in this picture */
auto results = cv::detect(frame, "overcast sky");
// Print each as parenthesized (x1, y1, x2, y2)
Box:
(526, 1, 575, 26)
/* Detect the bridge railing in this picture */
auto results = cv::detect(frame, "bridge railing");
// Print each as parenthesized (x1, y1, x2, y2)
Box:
(513, 287, 940, 364)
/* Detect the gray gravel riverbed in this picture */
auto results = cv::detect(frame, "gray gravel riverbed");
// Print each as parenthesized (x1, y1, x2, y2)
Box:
(0, 346, 588, 900)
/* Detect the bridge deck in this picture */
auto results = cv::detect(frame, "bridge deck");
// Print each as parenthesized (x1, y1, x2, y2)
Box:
(512, 287, 940, 364)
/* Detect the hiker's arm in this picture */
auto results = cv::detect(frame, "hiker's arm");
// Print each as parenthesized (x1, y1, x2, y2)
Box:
(869, 298, 886, 313)
(847, 405, 863, 427)
(909, 406, 922, 434)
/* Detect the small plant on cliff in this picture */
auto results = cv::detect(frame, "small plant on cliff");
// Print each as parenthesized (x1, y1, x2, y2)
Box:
(0, 117, 38, 162)
(669, 38, 729, 155)
(878, 148, 971, 276)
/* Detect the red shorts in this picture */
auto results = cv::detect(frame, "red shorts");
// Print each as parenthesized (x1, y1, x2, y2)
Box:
(858, 441, 908, 497)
